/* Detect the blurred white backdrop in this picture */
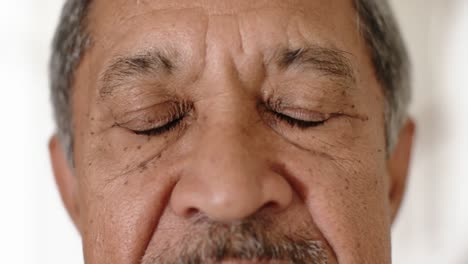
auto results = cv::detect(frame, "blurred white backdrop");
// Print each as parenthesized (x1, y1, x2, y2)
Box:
(1, 0, 467, 263)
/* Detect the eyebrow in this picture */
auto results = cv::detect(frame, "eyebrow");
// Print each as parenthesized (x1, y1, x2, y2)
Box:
(98, 50, 175, 99)
(98, 45, 356, 99)
(277, 45, 356, 87)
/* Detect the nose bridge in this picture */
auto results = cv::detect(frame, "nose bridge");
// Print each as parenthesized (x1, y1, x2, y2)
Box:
(170, 95, 293, 222)
(197, 113, 259, 182)
(192, 56, 266, 195)
(187, 113, 267, 217)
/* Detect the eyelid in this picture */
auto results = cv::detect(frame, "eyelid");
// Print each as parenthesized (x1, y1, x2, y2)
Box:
(115, 100, 193, 132)
(114, 100, 178, 123)
(265, 97, 331, 122)
(117, 114, 179, 131)
(134, 114, 185, 136)
(276, 107, 331, 122)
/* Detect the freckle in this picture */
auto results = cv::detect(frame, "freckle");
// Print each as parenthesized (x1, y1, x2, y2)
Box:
(123, 147, 128, 152)
(377, 149, 382, 153)
(351, 105, 355, 109)
(90, 132, 95, 136)
(90, 117, 95, 121)
(137, 145, 142, 150)
(124, 180, 128, 185)
(137, 161, 148, 173)
(88, 162, 92, 166)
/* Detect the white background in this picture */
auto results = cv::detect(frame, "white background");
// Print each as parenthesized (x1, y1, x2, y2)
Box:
(1, 1, 467, 263)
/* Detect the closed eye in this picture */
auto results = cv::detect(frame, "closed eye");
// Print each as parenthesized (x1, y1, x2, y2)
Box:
(273, 111, 328, 129)
(133, 115, 185, 136)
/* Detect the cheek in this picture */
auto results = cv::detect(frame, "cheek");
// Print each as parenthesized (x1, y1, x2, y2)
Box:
(75, 125, 184, 262)
(283, 147, 391, 263)
(74, 102, 193, 263)
(78, 160, 177, 263)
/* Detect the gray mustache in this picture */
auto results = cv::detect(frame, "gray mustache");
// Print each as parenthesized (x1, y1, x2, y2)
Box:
(142, 216, 329, 264)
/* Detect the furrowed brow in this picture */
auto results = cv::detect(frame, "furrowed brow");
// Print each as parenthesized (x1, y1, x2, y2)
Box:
(98, 50, 175, 99)
(278, 45, 356, 88)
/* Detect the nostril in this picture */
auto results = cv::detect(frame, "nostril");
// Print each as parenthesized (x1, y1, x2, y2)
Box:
(185, 207, 200, 218)
(260, 200, 281, 213)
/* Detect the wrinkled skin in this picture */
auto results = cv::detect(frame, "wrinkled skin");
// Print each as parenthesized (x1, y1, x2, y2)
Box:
(49, 0, 415, 263)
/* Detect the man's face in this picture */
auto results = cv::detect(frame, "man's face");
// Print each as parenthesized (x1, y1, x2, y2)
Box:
(50, 0, 414, 263)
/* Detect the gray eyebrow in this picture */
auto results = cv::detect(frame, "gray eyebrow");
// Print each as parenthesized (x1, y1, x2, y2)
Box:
(98, 50, 175, 99)
(277, 45, 356, 87)
(98, 45, 355, 99)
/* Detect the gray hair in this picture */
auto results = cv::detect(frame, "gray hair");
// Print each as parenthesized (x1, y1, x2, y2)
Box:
(50, 0, 410, 164)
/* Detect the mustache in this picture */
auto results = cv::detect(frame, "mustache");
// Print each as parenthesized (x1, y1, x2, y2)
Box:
(142, 215, 329, 264)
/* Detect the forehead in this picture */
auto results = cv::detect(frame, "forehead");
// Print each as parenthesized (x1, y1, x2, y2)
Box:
(89, 0, 355, 20)
(86, 0, 360, 51)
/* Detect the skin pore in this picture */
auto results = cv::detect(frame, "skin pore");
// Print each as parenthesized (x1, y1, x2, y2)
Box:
(49, 0, 415, 263)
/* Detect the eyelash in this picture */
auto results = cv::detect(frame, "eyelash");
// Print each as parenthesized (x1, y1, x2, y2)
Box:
(134, 114, 185, 136)
(134, 110, 328, 137)
(271, 111, 328, 129)
(131, 101, 192, 136)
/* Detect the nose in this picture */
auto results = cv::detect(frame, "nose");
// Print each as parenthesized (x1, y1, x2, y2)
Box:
(170, 118, 293, 222)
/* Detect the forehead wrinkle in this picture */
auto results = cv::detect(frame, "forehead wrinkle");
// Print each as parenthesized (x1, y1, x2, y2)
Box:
(128, 0, 314, 15)
(87, 4, 210, 50)
(109, 7, 207, 26)
(93, 0, 321, 28)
